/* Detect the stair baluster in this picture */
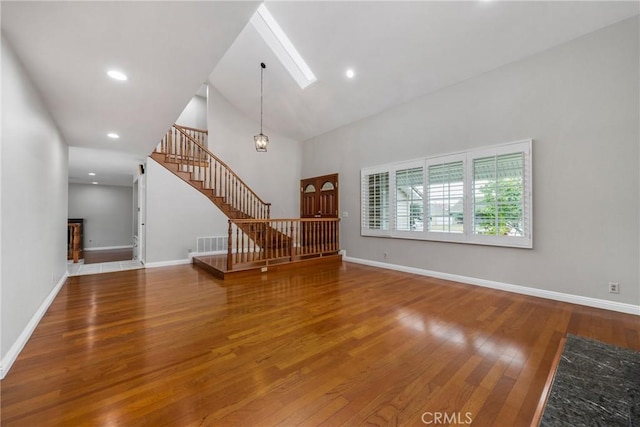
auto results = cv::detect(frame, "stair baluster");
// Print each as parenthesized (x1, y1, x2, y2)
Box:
(153, 124, 271, 221)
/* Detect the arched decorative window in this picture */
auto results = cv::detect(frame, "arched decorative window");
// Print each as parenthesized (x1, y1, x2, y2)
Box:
(321, 182, 335, 191)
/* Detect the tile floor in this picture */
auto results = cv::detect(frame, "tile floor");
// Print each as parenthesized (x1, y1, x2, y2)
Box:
(68, 259, 144, 276)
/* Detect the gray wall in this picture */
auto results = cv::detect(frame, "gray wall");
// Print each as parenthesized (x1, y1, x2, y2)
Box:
(68, 183, 133, 249)
(145, 158, 229, 263)
(1, 37, 69, 369)
(207, 87, 302, 218)
(301, 17, 640, 305)
(176, 94, 207, 130)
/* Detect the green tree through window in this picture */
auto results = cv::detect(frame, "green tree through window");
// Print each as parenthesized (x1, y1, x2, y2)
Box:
(473, 152, 524, 236)
(474, 180, 523, 236)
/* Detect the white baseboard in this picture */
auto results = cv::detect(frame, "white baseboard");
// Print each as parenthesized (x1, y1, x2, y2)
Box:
(144, 258, 192, 268)
(0, 271, 68, 379)
(84, 245, 133, 252)
(342, 254, 640, 316)
(188, 250, 227, 259)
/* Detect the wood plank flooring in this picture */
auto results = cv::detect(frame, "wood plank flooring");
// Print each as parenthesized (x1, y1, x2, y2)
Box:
(83, 248, 133, 264)
(1, 262, 638, 426)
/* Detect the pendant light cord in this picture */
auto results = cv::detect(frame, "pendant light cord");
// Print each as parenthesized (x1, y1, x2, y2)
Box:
(260, 62, 266, 133)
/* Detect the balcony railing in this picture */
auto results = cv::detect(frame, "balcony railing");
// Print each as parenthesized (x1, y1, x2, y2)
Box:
(227, 218, 340, 270)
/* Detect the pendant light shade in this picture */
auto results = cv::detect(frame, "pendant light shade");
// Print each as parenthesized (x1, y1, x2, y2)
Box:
(254, 133, 268, 152)
(254, 62, 268, 152)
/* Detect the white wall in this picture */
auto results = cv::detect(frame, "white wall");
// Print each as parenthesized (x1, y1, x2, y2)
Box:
(301, 17, 640, 307)
(68, 183, 133, 249)
(207, 86, 301, 218)
(145, 158, 229, 263)
(145, 86, 302, 264)
(1, 37, 69, 375)
(176, 94, 207, 130)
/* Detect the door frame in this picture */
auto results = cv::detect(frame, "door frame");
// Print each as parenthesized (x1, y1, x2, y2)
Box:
(133, 170, 146, 264)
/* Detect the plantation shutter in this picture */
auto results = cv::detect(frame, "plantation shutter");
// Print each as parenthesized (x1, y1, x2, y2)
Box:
(394, 166, 424, 232)
(472, 152, 525, 236)
(360, 140, 531, 247)
(361, 170, 389, 233)
(427, 160, 464, 233)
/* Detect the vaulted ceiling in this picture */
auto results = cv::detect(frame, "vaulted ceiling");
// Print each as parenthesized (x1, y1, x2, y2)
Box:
(2, 1, 638, 186)
(212, 1, 639, 142)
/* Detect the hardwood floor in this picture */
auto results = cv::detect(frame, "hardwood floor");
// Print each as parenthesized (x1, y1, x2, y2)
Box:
(83, 248, 133, 264)
(1, 262, 638, 426)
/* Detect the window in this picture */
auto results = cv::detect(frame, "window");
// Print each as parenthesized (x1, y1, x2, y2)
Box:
(395, 166, 424, 232)
(473, 153, 524, 236)
(361, 140, 532, 248)
(426, 157, 464, 236)
(361, 170, 389, 233)
(321, 182, 335, 191)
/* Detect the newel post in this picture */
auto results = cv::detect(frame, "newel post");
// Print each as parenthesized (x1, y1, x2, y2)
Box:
(289, 221, 295, 261)
(227, 220, 233, 271)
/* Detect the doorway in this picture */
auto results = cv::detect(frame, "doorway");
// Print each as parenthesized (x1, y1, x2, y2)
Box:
(300, 173, 339, 218)
(133, 173, 146, 264)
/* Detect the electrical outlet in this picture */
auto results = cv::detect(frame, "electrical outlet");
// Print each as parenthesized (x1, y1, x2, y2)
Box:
(608, 282, 620, 294)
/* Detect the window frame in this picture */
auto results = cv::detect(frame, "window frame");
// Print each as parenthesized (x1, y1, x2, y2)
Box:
(360, 139, 532, 248)
(425, 153, 467, 243)
(391, 160, 425, 239)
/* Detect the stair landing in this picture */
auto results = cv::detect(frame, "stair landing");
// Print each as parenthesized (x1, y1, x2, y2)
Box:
(193, 253, 343, 279)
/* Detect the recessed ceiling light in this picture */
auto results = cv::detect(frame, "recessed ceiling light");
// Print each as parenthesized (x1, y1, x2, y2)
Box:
(91, 182, 98, 185)
(88, 172, 96, 176)
(107, 70, 127, 81)
(107, 133, 120, 139)
(346, 69, 355, 79)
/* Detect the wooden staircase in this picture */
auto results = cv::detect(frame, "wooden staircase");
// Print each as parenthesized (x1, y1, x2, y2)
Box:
(150, 151, 253, 220)
(150, 124, 271, 220)
(151, 124, 340, 278)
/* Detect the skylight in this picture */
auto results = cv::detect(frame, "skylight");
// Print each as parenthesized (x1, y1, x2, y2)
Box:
(251, 4, 317, 89)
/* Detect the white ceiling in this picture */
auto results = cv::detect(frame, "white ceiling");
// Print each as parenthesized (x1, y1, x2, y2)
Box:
(2, 1, 260, 186)
(2, 1, 638, 186)
(212, 1, 639, 142)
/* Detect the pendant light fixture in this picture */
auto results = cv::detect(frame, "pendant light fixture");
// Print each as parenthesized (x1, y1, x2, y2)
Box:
(254, 62, 269, 152)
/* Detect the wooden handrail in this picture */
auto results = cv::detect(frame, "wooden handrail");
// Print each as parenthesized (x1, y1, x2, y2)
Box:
(233, 217, 340, 224)
(157, 124, 271, 219)
(227, 218, 340, 271)
(171, 125, 271, 209)
(175, 124, 208, 134)
(175, 124, 208, 148)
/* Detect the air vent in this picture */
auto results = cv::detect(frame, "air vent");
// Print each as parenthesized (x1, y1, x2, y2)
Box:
(196, 236, 228, 253)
